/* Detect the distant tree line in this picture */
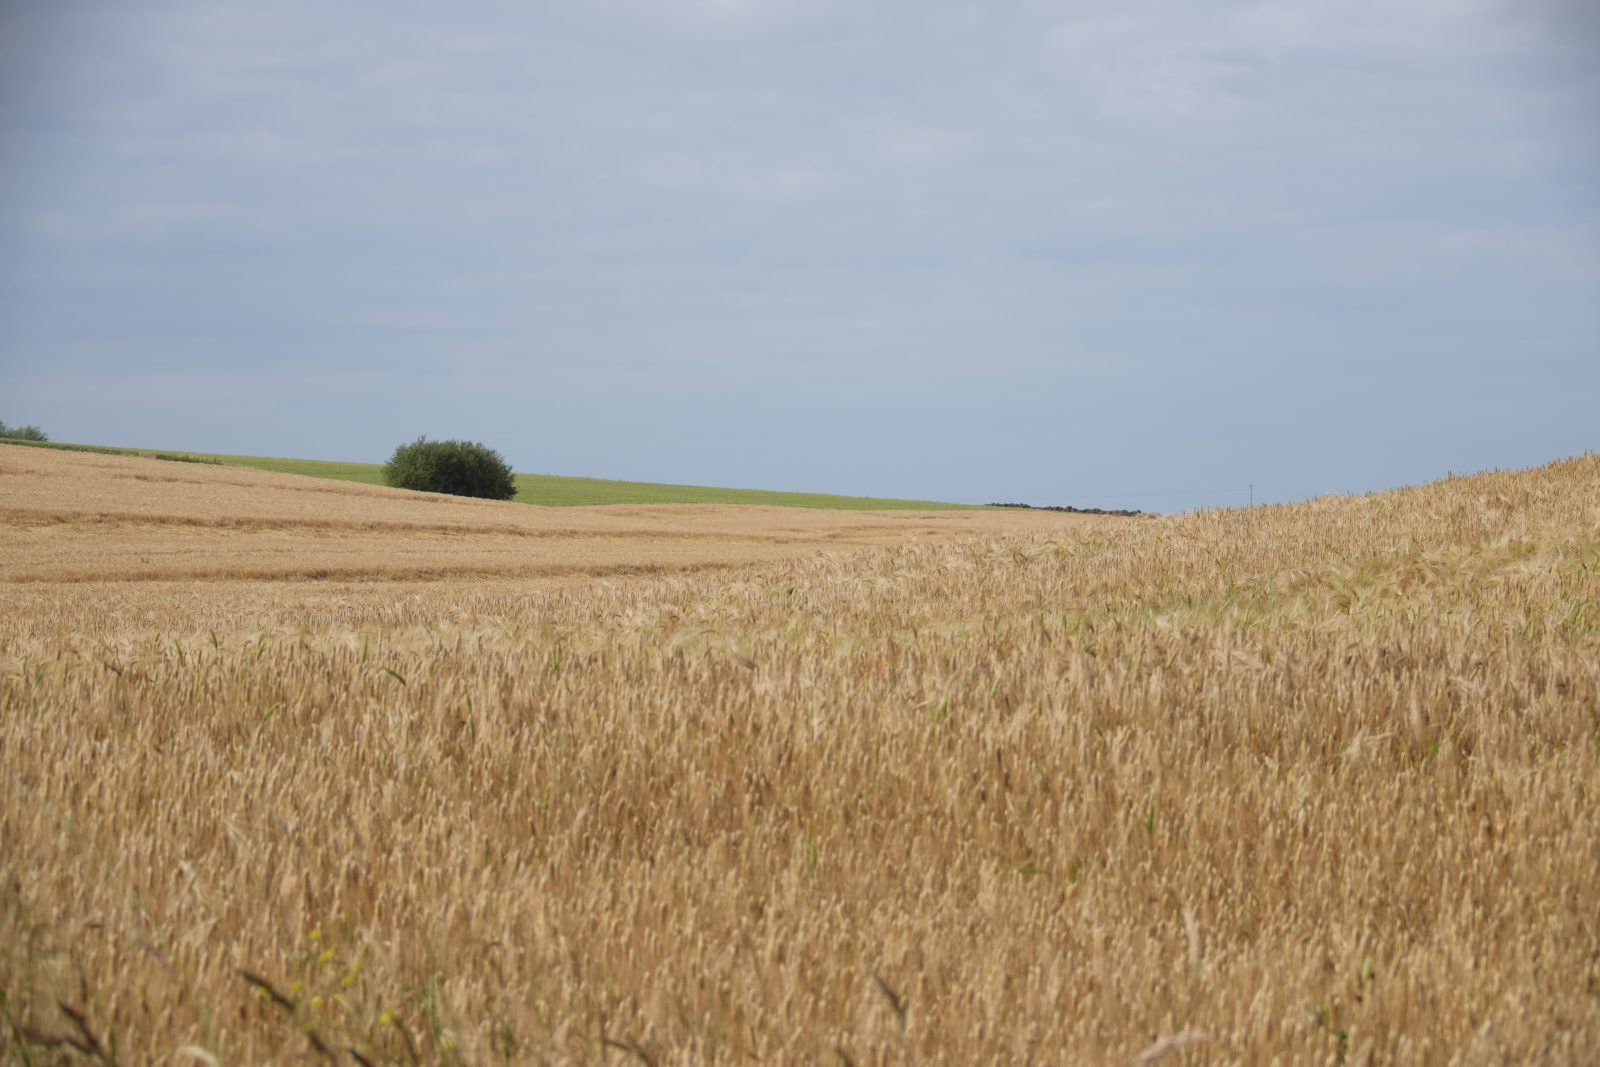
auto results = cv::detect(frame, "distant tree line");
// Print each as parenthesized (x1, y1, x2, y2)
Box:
(0, 420, 47, 441)
(988, 501, 1145, 517)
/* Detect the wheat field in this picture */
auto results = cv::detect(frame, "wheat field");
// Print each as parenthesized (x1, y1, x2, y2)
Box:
(2, 447, 1598, 1065)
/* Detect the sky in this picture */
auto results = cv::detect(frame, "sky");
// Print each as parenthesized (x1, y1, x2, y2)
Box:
(1, 0, 1596, 509)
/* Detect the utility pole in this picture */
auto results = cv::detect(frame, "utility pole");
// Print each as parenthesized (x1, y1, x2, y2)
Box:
(1249, 483, 1254, 508)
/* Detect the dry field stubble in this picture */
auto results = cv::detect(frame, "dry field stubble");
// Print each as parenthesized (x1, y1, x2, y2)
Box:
(2, 449, 1599, 1065)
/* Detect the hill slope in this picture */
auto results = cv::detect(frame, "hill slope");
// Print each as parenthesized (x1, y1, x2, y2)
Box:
(0, 438, 977, 509)
(0, 445, 1072, 583)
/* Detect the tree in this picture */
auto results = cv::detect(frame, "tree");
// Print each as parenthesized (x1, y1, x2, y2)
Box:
(382, 437, 518, 500)
(0, 420, 47, 441)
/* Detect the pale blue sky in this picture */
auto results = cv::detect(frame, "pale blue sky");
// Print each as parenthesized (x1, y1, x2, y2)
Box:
(2, 0, 1596, 508)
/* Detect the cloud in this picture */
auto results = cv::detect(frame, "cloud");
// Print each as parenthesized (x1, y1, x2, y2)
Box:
(1035, 0, 1559, 128)
(727, 166, 839, 201)
(639, 156, 840, 201)
(878, 125, 971, 167)
(560, 0, 830, 42)
(1040, 13, 1257, 124)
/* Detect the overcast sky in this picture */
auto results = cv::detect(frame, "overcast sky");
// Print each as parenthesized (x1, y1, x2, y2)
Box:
(2, 0, 1596, 508)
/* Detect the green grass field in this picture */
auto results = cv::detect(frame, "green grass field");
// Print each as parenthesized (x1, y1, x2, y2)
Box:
(1, 438, 978, 510)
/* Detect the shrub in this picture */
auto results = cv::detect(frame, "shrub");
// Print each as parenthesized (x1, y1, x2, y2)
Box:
(0, 421, 48, 442)
(382, 437, 518, 500)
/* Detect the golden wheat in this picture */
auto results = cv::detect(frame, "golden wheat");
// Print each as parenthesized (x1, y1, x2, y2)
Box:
(2, 449, 1598, 1064)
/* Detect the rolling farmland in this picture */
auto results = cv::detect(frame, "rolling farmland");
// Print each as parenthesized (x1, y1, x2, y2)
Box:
(0, 439, 979, 509)
(2, 447, 1598, 1064)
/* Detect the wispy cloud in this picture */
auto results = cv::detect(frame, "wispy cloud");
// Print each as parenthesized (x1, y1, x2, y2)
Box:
(877, 125, 971, 167)
(728, 165, 840, 201)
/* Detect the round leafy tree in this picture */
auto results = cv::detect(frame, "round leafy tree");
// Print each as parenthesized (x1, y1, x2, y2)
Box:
(383, 437, 518, 500)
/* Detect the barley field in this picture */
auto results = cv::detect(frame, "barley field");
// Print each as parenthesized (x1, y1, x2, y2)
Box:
(2, 448, 1598, 1065)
